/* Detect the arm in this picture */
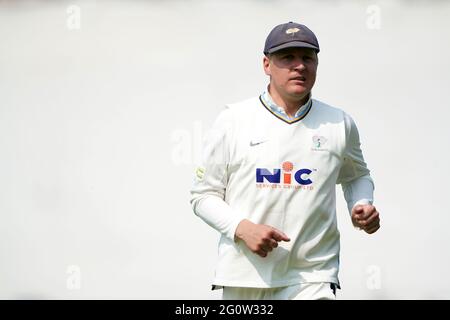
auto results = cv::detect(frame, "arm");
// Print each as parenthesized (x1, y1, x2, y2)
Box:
(190, 108, 290, 256)
(190, 108, 242, 241)
(338, 113, 380, 234)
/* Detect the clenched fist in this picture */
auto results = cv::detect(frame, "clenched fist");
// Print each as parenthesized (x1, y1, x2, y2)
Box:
(351, 204, 380, 234)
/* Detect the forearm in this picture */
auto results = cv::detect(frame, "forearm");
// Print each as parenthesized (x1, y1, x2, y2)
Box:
(191, 195, 243, 242)
(341, 174, 374, 214)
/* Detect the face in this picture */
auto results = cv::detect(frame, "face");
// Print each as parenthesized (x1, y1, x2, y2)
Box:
(263, 47, 318, 101)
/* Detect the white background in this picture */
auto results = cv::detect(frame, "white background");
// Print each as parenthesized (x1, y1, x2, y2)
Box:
(1, 0, 449, 299)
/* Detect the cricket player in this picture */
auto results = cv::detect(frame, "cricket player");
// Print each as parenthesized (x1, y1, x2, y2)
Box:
(190, 22, 380, 300)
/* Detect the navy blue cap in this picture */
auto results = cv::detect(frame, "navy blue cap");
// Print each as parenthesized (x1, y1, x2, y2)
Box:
(264, 22, 320, 55)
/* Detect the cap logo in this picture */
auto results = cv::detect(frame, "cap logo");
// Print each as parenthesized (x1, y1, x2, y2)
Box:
(286, 27, 300, 34)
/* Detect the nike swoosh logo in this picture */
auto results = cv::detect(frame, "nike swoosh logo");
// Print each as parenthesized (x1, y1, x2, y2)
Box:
(249, 140, 267, 147)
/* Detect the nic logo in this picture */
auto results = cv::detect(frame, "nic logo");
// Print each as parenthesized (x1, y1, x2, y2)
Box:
(256, 161, 314, 186)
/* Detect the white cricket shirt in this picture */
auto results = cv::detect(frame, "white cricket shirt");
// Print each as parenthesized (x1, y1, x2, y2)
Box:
(190, 92, 374, 289)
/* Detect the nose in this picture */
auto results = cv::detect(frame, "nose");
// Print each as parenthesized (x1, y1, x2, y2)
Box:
(292, 58, 306, 72)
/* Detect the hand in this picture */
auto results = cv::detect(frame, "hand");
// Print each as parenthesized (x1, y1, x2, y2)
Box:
(234, 219, 290, 258)
(351, 204, 380, 234)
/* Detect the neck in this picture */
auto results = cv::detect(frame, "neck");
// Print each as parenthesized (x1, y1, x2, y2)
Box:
(268, 85, 310, 118)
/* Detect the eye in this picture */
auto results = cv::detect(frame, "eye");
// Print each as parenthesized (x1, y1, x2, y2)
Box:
(282, 54, 294, 60)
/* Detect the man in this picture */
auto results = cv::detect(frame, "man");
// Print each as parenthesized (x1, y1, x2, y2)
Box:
(190, 22, 380, 300)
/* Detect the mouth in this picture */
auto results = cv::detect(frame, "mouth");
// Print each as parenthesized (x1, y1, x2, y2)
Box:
(290, 76, 306, 82)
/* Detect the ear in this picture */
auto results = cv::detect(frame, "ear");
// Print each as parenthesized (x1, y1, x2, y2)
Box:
(263, 55, 271, 76)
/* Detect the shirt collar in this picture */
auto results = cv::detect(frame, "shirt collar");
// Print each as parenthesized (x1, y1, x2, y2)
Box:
(261, 87, 312, 121)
